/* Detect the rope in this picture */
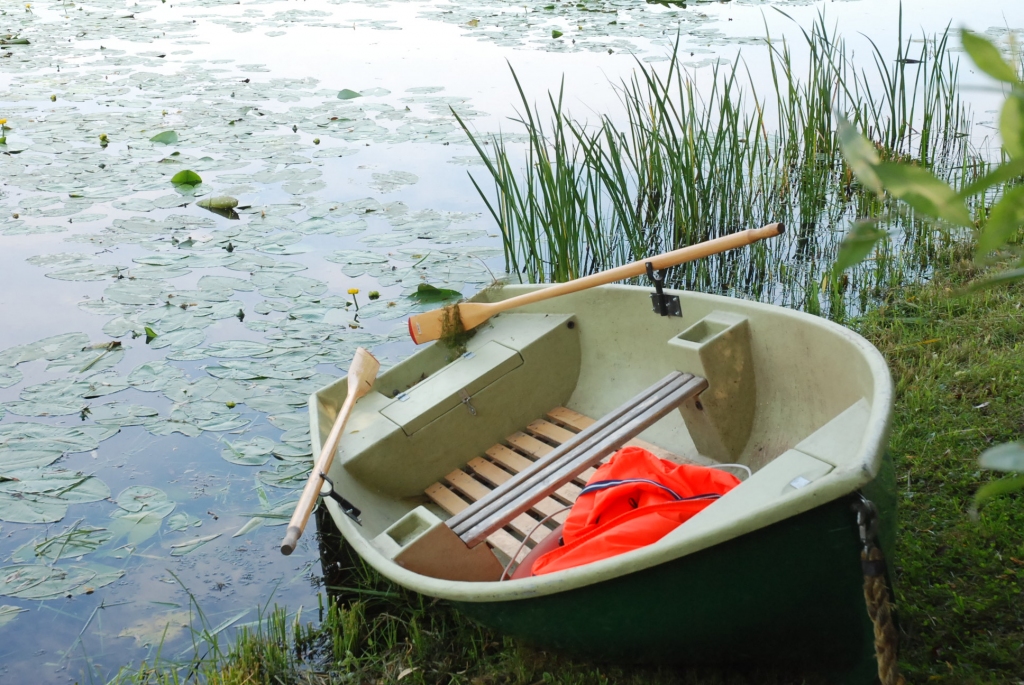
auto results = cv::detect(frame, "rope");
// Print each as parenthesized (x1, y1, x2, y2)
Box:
(862, 546, 904, 685)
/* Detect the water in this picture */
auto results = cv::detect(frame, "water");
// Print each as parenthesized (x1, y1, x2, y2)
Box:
(0, 0, 1018, 682)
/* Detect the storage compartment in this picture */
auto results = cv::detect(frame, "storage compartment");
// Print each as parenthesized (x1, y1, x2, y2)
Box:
(380, 341, 524, 435)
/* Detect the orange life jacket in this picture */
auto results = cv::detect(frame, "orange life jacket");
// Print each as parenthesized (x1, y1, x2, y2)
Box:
(528, 446, 740, 576)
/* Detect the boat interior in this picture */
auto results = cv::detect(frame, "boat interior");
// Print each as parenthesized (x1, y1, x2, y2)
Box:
(314, 286, 884, 584)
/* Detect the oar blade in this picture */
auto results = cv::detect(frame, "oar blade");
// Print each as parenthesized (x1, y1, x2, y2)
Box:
(408, 308, 446, 344)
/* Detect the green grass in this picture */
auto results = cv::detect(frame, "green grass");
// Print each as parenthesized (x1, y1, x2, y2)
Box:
(111, 261, 1024, 684)
(856, 261, 1024, 683)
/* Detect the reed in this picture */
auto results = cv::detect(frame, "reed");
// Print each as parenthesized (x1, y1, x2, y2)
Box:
(459, 13, 993, 320)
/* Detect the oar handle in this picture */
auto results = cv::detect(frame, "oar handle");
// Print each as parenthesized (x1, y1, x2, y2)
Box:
(280, 348, 380, 555)
(492, 223, 784, 315)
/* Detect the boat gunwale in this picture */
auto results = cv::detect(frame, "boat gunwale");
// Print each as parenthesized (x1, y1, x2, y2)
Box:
(314, 284, 894, 603)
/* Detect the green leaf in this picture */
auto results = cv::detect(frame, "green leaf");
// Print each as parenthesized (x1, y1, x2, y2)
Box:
(408, 283, 462, 303)
(875, 162, 972, 226)
(0, 605, 27, 628)
(552, 30, 563, 39)
(170, 170, 202, 185)
(999, 92, 1024, 159)
(974, 474, 1024, 513)
(961, 30, 1020, 85)
(149, 131, 178, 145)
(975, 185, 1024, 259)
(232, 516, 265, 537)
(337, 89, 362, 100)
(836, 117, 882, 195)
(979, 442, 1024, 472)
(967, 265, 1024, 291)
(170, 533, 221, 556)
(196, 196, 238, 210)
(957, 157, 1024, 199)
(832, 221, 887, 275)
(144, 326, 158, 342)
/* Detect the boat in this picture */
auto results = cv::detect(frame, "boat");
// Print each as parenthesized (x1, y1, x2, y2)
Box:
(309, 282, 895, 683)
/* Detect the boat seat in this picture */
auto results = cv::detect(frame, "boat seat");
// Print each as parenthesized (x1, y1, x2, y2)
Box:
(426, 371, 708, 561)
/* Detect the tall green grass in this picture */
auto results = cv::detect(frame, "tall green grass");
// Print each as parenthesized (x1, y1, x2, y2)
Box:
(458, 13, 993, 320)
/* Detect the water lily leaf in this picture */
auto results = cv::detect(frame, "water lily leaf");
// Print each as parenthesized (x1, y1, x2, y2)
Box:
(0, 565, 88, 599)
(205, 340, 273, 358)
(13, 523, 112, 563)
(0, 366, 22, 389)
(0, 492, 67, 524)
(221, 436, 275, 466)
(110, 486, 175, 544)
(409, 283, 461, 303)
(118, 610, 191, 646)
(170, 170, 202, 185)
(169, 533, 221, 556)
(90, 403, 159, 428)
(45, 263, 121, 282)
(128, 361, 186, 392)
(337, 89, 362, 100)
(150, 131, 179, 145)
(196, 196, 239, 210)
(0, 605, 27, 628)
(166, 512, 202, 532)
(147, 328, 205, 351)
(113, 486, 175, 516)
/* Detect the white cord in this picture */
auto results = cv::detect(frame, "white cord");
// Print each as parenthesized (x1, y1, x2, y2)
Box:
(499, 505, 573, 581)
(711, 463, 752, 480)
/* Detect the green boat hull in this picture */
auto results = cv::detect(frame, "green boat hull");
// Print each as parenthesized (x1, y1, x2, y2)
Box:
(454, 490, 893, 683)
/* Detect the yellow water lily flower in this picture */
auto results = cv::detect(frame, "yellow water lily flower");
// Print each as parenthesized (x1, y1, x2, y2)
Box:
(0, 120, 7, 126)
(347, 288, 359, 295)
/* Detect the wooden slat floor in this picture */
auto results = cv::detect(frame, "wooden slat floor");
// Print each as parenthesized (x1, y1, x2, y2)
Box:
(424, 406, 689, 564)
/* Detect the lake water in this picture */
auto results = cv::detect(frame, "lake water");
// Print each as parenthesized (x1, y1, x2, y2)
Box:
(0, 0, 1018, 682)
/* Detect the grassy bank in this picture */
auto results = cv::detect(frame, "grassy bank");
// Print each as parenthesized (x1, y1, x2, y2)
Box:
(112, 260, 1024, 685)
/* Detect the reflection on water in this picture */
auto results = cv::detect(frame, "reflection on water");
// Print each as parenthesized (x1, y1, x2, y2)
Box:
(0, 0, 1018, 681)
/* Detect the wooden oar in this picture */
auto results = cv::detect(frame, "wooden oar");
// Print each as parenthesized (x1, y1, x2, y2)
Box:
(407, 222, 784, 344)
(280, 347, 380, 555)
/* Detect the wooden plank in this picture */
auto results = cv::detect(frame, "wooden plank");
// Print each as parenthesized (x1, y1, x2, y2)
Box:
(451, 373, 694, 537)
(486, 445, 582, 503)
(459, 375, 708, 546)
(525, 419, 577, 445)
(444, 470, 550, 543)
(548, 406, 693, 464)
(425, 483, 523, 561)
(468, 458, 569, 523)
(506, 433, 597, 484)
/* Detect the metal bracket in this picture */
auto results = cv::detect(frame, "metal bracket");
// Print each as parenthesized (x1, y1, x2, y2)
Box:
(459, 388, 477, 416)
(320, 472, 362, 525)
(646, 262, 681, 317)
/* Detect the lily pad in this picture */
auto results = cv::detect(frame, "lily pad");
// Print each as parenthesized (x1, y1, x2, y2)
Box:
(150, 131, 179, 145)
(220, 436, 275, 466)
(196, 196, 239, 210)
(337, 89, 362, 100)
(170, 170, 202, 185)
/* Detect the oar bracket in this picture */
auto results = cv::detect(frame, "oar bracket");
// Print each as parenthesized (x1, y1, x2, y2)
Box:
(646, 261, 681, 317)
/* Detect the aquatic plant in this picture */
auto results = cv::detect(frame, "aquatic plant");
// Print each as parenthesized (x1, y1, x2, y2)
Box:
(458, 13, 992, 320)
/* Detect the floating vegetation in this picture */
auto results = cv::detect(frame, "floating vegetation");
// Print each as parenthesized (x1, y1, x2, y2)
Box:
(463, 16, 988, 319)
